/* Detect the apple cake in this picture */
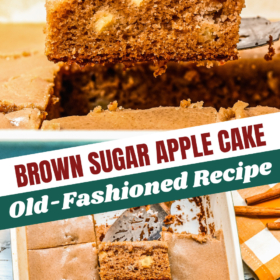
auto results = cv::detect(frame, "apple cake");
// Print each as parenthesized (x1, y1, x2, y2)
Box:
(98, 241, 171, 280)
(45, 0, 244, 71)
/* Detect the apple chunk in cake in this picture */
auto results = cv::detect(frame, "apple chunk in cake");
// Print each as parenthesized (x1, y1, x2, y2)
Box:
(45, 0, 244, 70)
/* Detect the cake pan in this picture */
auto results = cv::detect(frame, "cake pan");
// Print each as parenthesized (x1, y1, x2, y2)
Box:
(0, 130, 243, 280)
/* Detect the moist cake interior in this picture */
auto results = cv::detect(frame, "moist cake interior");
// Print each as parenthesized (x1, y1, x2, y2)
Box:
(56, 53, 280, 118)
(2, 24, 280, 128)
(45, 0, 244, 67)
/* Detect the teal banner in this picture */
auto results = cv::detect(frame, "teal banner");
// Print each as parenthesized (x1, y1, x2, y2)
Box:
(0, 148, 277, 230)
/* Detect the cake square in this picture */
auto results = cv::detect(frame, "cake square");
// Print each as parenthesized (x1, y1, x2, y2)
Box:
(28, 243, 99, 280)
(0, 23, 61, 122)
(161, 230, 230, 280)
(42, 103, 217, 130)
(0, 109, 44, 129)
(98, 241, 171, 280)
(26, 215, 96, 250)
(45, 0, 244, 69)
(0, 54, 60, 113)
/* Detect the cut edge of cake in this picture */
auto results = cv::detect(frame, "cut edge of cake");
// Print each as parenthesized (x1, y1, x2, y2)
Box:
(45, 0, 245, 72)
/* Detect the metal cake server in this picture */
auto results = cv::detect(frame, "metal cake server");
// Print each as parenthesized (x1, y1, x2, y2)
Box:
(103, 204, 169, 242)
(238, 17, 280, 50)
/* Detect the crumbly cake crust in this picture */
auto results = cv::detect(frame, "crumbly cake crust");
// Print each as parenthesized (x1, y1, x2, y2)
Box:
(162, 230, 230, 280)
(95, 224, 110, 245)
(98, 241, 171, 280)
(28, 243, 99, 280)
(26, 216, 96, 250)
(45, 0, 244, 68)
(217, 100, 280, 122)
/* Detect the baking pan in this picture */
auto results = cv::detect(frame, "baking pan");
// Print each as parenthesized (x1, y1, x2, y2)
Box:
(1, 130, 243, 280)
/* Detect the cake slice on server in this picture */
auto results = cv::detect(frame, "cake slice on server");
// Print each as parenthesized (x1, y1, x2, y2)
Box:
(45, 0, 245, 75)
(94, 204, 172, 280)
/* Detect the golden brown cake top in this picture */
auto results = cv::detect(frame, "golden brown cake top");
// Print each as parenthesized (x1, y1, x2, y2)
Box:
(28, 243, 99, 280)
(26, 216, 96, 250)
(0, 23, 45, 58)
(0, 54, 60, 113)
(162, 230, 230, 280)
(42, 104, 218, 130)
(0, 108, 44, 129)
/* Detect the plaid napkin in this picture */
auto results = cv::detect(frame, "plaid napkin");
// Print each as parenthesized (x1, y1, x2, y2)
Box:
(232, 183, 280, 280)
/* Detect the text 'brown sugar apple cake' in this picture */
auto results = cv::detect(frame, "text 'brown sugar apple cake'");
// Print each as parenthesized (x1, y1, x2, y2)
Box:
(45, 0, 245, 74)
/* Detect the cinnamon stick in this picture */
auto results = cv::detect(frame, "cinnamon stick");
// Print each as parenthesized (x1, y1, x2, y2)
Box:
(267, 222, 280, 230)
(245, 188, 280, 205)
(235, 206, 280, 217)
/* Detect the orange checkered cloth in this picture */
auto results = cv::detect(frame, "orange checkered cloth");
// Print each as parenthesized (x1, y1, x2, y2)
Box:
(232, 184, 280, 280)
